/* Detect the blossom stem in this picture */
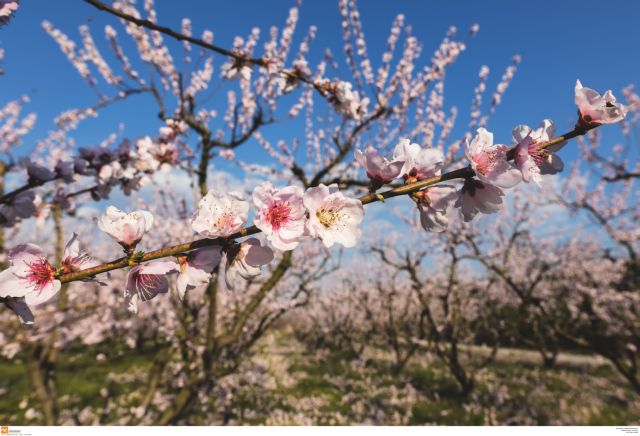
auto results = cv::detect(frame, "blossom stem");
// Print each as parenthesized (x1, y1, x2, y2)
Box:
(57, 124, 594, 284)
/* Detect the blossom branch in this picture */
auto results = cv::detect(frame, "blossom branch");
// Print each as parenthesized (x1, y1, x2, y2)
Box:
(0, 86, 153, 206)
(56, 123, 596, 285)
(83, 0, 266, 67)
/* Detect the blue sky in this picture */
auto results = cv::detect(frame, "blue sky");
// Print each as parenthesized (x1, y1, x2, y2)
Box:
(1, 0, 638, 165)
(0, 0, 637, 205)
(0, 0, 636, 260)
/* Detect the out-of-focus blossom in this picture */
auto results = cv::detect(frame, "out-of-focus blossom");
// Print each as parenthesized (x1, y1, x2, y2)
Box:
(190, 191, 249, 238)
(355, 145, 403, 189)
(176, 246, 223, 300)
(393, 138, 444, 182)
(133, 136, 178, 173)
(0, 1, 18, 26)
(26, 162, 56, 183)
(253, 182, 306, 251)
(455, 178, 504, 222)
(575, 80, 627, 126)
(221, 53, 252, 81)
(465, 128, 521, 189)
(0, 243, 60, 307)
(0, 190, 36, 225)
(98, 206, 154, 250)
(3, 297, 33, 325)
(224, 238, 274, 290)
(55, 160, 75, 183)
(415, 186, 457, 232)
(124, 261, 177, 313)
(303, 184, 364, 248)
(513, 119, 565, 185)
(277, 59, 311, 94)
(323, 80, 369, 121)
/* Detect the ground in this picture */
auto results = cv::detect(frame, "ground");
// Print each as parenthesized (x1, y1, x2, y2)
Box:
(0, 328, 638, 425)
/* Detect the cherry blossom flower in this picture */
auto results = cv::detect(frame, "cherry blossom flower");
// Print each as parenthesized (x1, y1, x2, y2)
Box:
(124, 261, 177, 314)
(392, 138, 444, 182)
(176, 246, 223, 300)
(575, 80, 628, 126)
(455, 178, 504, 222)
(253, 182, 307, 251)
(513, 119, 566, 185)
(133, 136, 178, 173)
(354, 145, 403, 189)
(277, 59, 311, 94)
(303, 184, 364, 248)
(0, 243, 60, 307)
(0, 1, 18, 26)
(55, 160, 75, 183)
(224, 238, 274, 290)
(221, 43, 253, 81)
(324, 80, 369, 121)
(465, 127, 521, 189)
(61, 232, 98, 273)
(190, 191, 249, 238)
(98, 206, 154, 250)
(26, 162, 56, 183)
(414, 186, 457, 232)
(0, 190, 36, 225)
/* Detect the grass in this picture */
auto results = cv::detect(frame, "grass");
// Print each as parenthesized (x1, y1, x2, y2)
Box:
(0, 331, 638, 425)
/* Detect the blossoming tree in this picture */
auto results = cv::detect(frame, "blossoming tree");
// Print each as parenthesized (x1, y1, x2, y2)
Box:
(0, 0, 635, 425)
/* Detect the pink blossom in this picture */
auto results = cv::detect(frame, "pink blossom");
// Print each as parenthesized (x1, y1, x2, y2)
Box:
(124, 261, 177, 313)
(224, 238, 274, 290)
(465, 127, 521, 189)
(513, 119, 565, 185)
(0, 1, 18, 26)
(61, 232, 98, 273)
(455, 179, 504, 222)
(190, 191, 249, 238)
(55, 160, 75, 183)
(26, 162, 56, 183)
(253, 182, 307, 251)
(0, 190, 36, 224)
(575, 80, 627, 126)
(303, 184, 364, 248)
(0, 243, 60, 307)
(325, 80, 369, 121)
(221, 59, 252, 81)
(176, 246, 223, 300)
(354, 145, 403, 189)
(392, 138, 444, 182)
(415, 185, 457, 232)
(133, 136, 178, 173)
(98, 206, 154, 249)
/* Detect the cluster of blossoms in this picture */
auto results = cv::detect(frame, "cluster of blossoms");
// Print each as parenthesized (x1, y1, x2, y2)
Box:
(0, 0, 18, 27)
(275, 59, 312, 94)
(0, 179, 364, 320)
(318, 79, 370, 121)
(0, 121, 184, 226)
(354, 81, 628, 231)
(0, 81, 627, 324)
(0, 233, 96, 324)
(104, 181, 362, 313)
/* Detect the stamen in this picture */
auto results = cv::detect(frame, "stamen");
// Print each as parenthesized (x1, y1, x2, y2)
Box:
(26, 259, 55, 292)
(266, 201, 291, 230)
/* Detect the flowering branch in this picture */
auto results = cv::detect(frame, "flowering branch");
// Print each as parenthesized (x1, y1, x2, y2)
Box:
(83, 0, 266, 66)
(0, 86, 153, 206)
(55, 123, 596, 285)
